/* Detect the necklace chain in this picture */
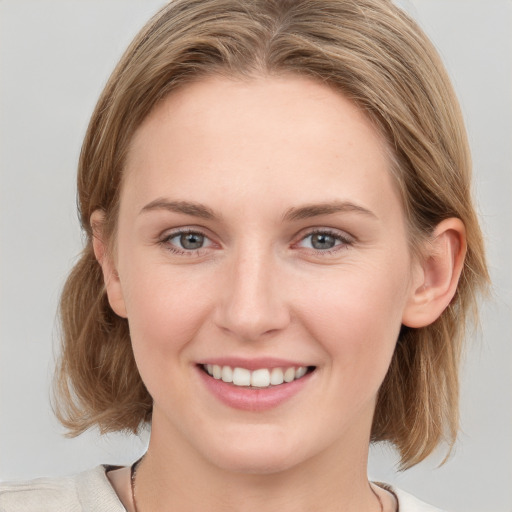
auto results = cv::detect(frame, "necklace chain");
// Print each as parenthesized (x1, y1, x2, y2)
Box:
(130, 458, 383, 512)
(130, 457, 143, 512)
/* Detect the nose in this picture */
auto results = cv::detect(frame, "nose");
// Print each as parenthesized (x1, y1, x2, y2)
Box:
(214, 246, 291, 341)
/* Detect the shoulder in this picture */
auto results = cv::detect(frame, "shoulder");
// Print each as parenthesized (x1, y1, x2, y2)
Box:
(0, 472, 81, 512)
(390, 486, 446, 512)
(0, 466, 125, 512)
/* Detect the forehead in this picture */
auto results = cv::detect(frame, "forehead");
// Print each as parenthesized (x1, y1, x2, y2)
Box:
(122, 74, 402, 224)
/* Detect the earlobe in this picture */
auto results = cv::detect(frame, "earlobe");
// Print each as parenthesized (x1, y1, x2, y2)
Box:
(402, 218, 466, 328)
(90, 210, 128, 318)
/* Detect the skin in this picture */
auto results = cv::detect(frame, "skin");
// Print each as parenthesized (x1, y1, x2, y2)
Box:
(94, 75, 466, 512)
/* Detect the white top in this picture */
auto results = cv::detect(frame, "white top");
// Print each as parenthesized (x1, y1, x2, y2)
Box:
(0, 465, 445, 511)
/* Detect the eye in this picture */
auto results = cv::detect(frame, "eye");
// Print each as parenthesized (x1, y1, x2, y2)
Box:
(297, 230, 352, 252)
(175, 232, 205, 250)
(306, 232, 338, 250)
(160, 229, 214, 254)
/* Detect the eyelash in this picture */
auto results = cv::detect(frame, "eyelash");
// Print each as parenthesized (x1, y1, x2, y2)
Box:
(159, 229, 214, 257)
(295, 229, 354, 255)
(158, 228, 354, 257)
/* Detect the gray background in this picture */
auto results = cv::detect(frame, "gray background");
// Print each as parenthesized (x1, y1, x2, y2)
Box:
(1, 1, 511, 511)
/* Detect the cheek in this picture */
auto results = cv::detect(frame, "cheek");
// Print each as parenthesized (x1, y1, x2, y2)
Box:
(120, 262, 212, 368)
(120, 265, 217, 415)
(299, 261, 410, 374)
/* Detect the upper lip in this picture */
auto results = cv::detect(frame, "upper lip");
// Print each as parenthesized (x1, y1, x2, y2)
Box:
(196, 357, 314, 370)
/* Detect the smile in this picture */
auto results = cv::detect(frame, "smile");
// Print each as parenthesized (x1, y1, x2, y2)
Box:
(202, 364, 312, 388)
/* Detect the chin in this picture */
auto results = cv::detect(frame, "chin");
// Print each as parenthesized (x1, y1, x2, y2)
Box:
(201, 427, 310, 475)
(209, 448, 304, 475)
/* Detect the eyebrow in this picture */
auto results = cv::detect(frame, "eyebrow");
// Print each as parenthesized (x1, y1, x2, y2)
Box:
(140, 199, 217, 219)
(282, 201, 377, 221)
(139, 198, 376, 222)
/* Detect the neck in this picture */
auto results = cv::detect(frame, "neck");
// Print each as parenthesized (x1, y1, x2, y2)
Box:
(135, 412, 379, 512)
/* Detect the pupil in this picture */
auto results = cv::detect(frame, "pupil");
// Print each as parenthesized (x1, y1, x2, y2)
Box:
(312, 233, 335, 250)
(180, 233, 204, 249)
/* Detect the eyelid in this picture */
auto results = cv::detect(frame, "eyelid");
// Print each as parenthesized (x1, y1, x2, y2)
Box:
(159, 226, 217, 255)
(293, 227, 355, 253)
(156, 225, 354, 257)
(159, 224, 216, 240)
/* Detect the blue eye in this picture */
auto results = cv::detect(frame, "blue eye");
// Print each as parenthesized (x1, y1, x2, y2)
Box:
(298, 230, 351, 252)
(162, 230, 213, 254)
(176, 232, 205, 250)
(308, 233, 338, 250)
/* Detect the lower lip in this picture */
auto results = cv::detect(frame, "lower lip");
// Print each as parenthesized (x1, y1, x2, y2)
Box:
(197, 367, 313, 411)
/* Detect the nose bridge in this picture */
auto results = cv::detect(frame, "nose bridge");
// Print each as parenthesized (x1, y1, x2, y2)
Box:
(216, 240, 289, 340)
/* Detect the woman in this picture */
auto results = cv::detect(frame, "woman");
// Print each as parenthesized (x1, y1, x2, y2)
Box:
(0, 0, 489, 511)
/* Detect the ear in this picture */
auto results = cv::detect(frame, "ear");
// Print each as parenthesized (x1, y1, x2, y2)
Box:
(91, 210, 127, 318)
(402, 218, 467, 328)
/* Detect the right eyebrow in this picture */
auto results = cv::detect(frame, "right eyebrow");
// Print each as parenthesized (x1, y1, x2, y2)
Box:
(139, 199, 217, 220)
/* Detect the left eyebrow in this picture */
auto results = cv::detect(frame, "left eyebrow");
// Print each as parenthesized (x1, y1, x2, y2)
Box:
(282, 201, 377, 222)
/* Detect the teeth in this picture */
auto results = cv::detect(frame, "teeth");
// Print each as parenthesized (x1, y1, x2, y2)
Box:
(295, 366, 307, 378)
(232, 367, 251, 386)
(270, 368, 284, 385)
(204, 364, 309, 388)
(283, 367, 295, 383)
(251, 369, 270, 387)
(221, 366, 233, 383)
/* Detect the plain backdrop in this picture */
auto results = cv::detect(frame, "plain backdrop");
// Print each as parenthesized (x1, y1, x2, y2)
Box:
(0, 1, 511, 511)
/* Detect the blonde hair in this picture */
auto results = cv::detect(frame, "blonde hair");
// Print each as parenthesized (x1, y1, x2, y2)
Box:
(55, 0, 489, 469)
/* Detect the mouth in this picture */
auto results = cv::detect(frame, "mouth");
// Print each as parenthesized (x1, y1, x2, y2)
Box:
(200, 364, 316, 389)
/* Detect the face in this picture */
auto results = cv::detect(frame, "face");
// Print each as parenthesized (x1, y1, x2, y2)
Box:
(103, 75, 423, 474)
